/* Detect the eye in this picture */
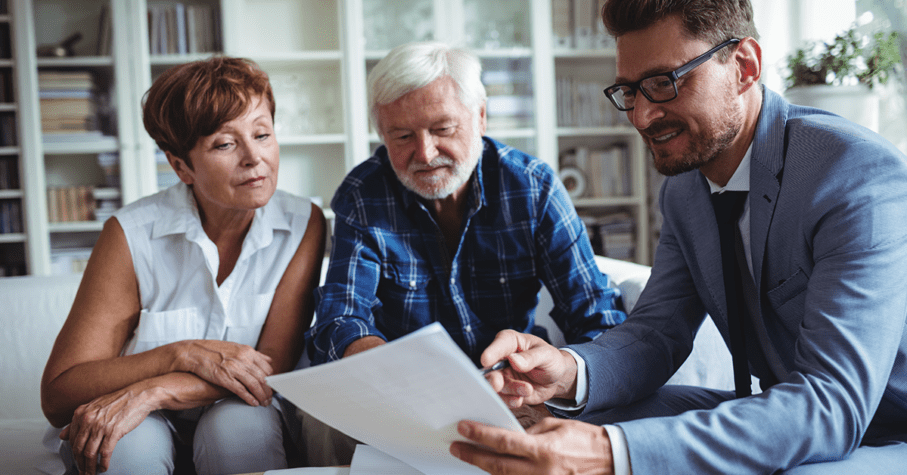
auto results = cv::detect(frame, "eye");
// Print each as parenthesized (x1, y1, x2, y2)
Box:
(213, 142, 232, 151)
(256, 133, 271, 141)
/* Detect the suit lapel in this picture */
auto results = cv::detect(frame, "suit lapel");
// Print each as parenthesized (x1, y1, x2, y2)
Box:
(748, 88, 787, 295)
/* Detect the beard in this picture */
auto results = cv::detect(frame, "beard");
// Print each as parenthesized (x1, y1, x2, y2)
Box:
(645, 90, 743, 177)
(393, 128, 484, 201)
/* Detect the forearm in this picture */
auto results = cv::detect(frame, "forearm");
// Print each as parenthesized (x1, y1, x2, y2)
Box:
(42, 343, 185, 426)
(343, 335, 386, 357)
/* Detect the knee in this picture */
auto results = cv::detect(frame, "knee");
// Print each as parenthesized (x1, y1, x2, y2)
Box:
(90, 412, 175, 475)
(193, 399, 286, 474)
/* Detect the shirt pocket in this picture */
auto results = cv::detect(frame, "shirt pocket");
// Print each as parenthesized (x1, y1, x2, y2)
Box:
(378, 262, 432, 336)
(131, 307, 206, 353)
(225, 291, 274, 347)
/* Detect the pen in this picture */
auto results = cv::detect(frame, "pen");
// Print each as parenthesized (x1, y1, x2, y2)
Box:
(480, 359, 511, 375)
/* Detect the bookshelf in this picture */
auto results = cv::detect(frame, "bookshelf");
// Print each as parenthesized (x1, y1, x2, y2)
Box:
(5, 0, 655, 277)
(0, 0, 27, 276)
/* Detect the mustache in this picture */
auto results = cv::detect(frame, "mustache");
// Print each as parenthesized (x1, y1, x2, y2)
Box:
(408, 156, 455, 172)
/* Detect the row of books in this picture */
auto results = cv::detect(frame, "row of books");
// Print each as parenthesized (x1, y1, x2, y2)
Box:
(552, 0, 615, 49)
(148, 2, 221, 55)
(0, 199, 22, 233)
(582, 212, 635, 261)
(46, 186, 96, 223)
(556, 76, 621, 128)
(559, 145, 631, 199)
(0, 157, 19, 189)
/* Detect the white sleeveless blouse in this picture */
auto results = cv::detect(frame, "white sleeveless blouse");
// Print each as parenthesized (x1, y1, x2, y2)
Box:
(115, 182, 312, 356)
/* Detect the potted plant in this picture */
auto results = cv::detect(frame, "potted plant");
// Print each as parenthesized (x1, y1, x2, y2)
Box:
(784, 26, 902, 131)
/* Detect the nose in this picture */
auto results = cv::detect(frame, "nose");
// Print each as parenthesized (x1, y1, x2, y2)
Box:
(627, 94, 665, 131)
(413, 131, 439, 165)
(239, 140, 264, 167)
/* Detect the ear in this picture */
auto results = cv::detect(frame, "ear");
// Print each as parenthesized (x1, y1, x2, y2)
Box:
(477, 100, 487, 137)
(166, 151, 194, 185)
(734, 37, 762, 94)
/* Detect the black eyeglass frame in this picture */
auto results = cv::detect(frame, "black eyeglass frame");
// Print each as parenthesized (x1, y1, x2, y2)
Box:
(603, 38, 742, 111)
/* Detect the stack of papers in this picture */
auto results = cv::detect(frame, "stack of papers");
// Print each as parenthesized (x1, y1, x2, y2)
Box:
(267, 323, 524, 474)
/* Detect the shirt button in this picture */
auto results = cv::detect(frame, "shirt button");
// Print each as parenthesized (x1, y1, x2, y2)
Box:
(499, 277, 506, 284)
(450, 278, 456, 285)
(465, 324, 472, 332)
(409, 280, 417, 288)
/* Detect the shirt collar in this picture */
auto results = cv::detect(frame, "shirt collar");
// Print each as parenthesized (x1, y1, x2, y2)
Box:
(707, 144, 753, 194)
(151, 182, 290, 252)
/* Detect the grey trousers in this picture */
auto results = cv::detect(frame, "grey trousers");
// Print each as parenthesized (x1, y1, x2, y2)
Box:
(60, 398, 287, 475)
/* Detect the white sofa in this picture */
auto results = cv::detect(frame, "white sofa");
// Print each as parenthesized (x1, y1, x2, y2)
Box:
(0, 256, 732, 474)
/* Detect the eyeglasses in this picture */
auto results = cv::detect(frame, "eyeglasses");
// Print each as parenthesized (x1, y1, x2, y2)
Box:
(604, 38, 741, 111)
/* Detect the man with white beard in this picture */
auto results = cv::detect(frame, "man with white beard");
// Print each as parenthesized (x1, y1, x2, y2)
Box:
(307, 41, 625, 375)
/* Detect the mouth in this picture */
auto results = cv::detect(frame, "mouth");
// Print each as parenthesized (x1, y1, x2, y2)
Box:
(652, 131, 680, 143)
(240, 176, 266, 186)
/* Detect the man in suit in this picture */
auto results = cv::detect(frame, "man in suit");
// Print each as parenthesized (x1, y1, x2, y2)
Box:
(449, 1, 907, 473)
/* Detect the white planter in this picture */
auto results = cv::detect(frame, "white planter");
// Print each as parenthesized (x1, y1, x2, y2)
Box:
(784, 85, 880, 132)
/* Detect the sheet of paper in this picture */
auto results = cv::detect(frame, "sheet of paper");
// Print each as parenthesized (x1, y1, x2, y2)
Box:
(267, 323, 524, 475)
(349, 444, 424, 475)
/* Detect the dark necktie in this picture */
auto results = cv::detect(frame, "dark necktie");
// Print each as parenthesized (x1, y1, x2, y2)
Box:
(711, 190, 751, 398)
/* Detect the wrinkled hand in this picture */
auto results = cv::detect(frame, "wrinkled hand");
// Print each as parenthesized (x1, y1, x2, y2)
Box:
(60, 386, 156, 475)
(450, 418, 614, 475)
(482, 330, 578, 408)
(177, 340, 274, 406)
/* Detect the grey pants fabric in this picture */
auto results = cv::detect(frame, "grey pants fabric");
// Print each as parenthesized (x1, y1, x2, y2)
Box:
(60, 398, 287, 475)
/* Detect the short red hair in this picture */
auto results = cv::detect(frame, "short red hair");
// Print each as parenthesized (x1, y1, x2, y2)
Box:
(142, 56, 274, 168)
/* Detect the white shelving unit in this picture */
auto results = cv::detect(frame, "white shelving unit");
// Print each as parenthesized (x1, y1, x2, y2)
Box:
(5, 0, 654, 277)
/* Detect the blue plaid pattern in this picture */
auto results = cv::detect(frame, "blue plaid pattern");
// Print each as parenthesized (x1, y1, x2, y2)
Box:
(307, 137, 626, 365)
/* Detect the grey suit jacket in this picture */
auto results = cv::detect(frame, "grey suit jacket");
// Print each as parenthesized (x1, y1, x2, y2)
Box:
(569, 87, 907, 473)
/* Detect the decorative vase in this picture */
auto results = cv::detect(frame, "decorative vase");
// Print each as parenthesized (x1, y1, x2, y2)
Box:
(784, 85, 880, 132)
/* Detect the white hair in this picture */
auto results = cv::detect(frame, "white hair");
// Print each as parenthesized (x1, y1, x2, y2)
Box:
(367, 41, 487, 136)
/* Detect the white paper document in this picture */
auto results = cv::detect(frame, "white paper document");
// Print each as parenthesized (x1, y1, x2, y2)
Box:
(266, 323, 524, 474)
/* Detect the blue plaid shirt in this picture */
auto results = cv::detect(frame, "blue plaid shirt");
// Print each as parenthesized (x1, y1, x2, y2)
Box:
(307, 137, 626, 365)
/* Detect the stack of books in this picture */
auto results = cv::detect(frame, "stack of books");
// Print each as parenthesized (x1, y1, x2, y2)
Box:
(483, 63, 534, 129)
(581, 212, 635, 261)
(39, 71, 97, 137)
